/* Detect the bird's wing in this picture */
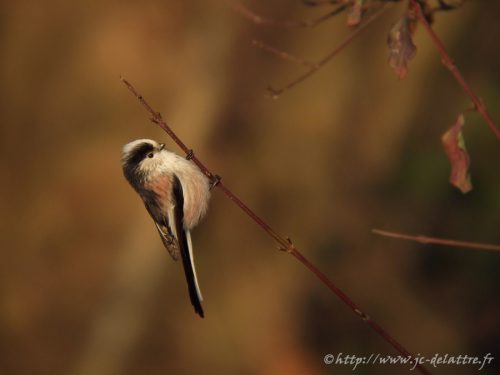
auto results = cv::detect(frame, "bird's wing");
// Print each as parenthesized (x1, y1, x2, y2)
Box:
(169, 174, 204, 318)
(140, 182, 180, 262)
(154, 222, 180, 261)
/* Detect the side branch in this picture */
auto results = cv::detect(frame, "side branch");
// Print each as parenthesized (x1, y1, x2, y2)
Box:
(372, 229, 500, 252)
(227, 0, 348, 28)
(251, 39, 319, 69)
(410, 0, 500, 140)
(121, 77, 430, 375)
(268, 3, 389, 97)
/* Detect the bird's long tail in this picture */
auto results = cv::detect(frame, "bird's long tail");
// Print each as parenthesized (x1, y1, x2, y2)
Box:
(170, 174, 204, 318)
(177, 228, 204, 318)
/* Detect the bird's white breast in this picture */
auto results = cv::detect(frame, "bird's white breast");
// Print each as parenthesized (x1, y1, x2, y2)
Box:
(152, 150, 210, 229)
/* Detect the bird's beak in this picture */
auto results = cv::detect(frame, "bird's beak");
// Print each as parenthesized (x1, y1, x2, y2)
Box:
(159, 143, 165, 151)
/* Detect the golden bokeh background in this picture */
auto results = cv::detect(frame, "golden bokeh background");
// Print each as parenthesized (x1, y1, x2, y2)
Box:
(1, 1, 499, 374)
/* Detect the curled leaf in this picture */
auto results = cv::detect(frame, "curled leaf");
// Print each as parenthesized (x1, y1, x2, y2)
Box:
(437, 0, 465, 11)
(441, 114, 472, 193)
(347, 0, 364, 27)
(387, 16, 417, 79)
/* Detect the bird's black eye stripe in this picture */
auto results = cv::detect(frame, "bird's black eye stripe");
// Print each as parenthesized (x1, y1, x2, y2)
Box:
(126, 143, 155, 165)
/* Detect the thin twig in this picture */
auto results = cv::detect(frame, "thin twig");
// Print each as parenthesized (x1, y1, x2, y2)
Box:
(303, 0, 347, 6)
(251, 39, 319, 69)
(227, 0, 348, 28)
(121, 77, 430, 375)
(372, 229, 500, 252)
(410, 0, 500, 140)
(268, 3, 389, 98)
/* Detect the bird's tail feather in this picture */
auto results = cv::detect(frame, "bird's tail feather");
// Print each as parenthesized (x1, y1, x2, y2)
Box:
(186, 231, 203, 302)
(178, 228, 204, 318)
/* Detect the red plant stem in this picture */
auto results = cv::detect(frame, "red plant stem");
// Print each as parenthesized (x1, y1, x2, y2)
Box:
(121, 77, 430, 375)
(251, 39, 319, 69)
(227, 0, 348, 28)
(411, 0, 500, 140)
(372, 229, 500, 252)
(268, 3, 389, 97)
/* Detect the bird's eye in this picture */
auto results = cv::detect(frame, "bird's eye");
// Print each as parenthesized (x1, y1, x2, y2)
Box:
(147, 152, 154, 158)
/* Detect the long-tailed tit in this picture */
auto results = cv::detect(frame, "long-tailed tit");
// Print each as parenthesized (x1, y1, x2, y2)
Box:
(122, 139, 211, 317)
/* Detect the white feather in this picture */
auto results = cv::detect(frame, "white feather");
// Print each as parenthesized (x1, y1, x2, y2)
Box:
(186, 230, 203, 302)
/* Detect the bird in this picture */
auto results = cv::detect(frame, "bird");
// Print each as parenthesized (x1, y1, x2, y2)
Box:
(122, 139, 211, 317)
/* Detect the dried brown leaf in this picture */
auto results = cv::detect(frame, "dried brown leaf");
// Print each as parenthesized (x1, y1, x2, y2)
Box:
(437, 0, 466, 11)
(347, 0, 363, 27)
(441, 114, 472, 193)
(387, 16, 417, 79)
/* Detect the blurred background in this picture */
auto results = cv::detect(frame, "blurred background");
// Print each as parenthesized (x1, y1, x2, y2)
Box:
(1, 1, 499, 374)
